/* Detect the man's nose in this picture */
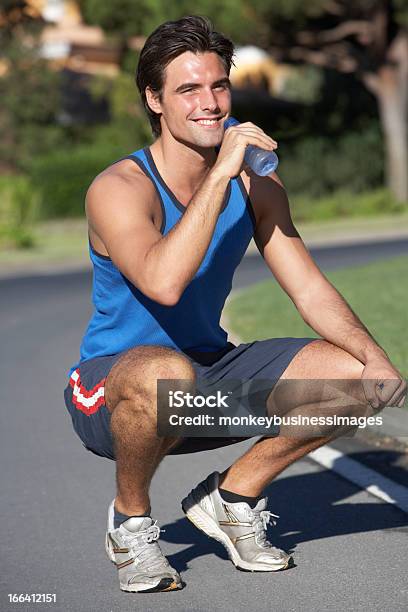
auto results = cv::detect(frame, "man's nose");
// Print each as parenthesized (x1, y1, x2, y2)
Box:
(200, 88, 218, 112)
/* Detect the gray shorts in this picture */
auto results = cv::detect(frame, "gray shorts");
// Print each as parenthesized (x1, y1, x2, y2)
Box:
(64, 337, 316, 459)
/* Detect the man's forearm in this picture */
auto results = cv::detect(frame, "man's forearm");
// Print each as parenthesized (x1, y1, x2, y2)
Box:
(298, 279, 389, 365)
(144, 167, 229, 302)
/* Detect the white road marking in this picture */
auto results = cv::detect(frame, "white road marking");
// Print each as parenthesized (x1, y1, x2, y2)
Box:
(309, 445, 408, 514)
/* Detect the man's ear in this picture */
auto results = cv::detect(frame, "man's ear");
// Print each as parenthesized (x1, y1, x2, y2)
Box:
(145, 87, 162, 114)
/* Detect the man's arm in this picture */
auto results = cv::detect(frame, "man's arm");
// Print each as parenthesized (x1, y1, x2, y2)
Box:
(250, 173, 385, 363)
(250, 173, 406, 408)
(86, 168, 229, 306)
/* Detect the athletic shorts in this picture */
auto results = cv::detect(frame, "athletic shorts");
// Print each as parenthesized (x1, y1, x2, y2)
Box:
(64, 337, 317, 459)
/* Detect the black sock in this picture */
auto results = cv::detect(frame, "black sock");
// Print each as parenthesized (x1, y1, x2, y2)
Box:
(113, 506, 150, 529)
(218, 487, 261, 509)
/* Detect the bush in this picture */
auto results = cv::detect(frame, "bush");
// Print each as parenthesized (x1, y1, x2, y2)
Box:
(278, 124, 384, 198)
(29, 144, 119, 219)
(0, 37, 65, 172)
(28, 77, 152, 219)
(0, 175, 38, 249)
(29, 134, 148, 219)
(291, 188, 406, 223)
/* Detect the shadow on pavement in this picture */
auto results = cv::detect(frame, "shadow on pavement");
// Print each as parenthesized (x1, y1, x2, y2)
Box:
(346, 450, 408, 488)
(161, 464, 408, 573)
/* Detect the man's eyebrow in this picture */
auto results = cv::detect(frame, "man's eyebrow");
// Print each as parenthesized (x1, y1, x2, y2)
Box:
(174, 78, 231, 92)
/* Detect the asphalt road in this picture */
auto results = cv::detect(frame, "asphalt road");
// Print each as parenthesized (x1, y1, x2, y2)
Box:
(1, 239, 407, 612)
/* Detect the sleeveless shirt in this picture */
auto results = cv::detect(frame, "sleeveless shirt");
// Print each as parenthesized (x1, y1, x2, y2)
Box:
(69, 147, 256, 375)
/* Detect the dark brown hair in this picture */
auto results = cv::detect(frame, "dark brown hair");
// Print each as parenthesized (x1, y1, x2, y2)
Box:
(136, 15, 235, 137)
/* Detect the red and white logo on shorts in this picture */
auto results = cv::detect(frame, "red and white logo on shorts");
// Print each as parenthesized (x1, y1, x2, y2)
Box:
(69, 369, 106, 415)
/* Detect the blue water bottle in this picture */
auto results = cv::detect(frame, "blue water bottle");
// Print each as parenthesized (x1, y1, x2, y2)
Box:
(224, 116, 279, 176)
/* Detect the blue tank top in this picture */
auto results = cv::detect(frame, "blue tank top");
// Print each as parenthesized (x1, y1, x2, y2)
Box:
(69, 147, 255, 375)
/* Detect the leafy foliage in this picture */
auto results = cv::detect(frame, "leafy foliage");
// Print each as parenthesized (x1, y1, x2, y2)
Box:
(0, 2, 65, 171)
(0, 42, 63, 171)
(78, 0, 250, 41)
(0, 175, 38, 248)
(279, 124, 384, 198)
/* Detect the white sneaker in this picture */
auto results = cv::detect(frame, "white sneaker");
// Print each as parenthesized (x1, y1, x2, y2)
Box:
(105, 500, 183, 592)
(181, 472, 291, 572)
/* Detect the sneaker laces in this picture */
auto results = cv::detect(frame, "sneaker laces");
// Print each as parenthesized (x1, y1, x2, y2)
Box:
(122, 521, 170, 572)
(247, 509, 279, 548)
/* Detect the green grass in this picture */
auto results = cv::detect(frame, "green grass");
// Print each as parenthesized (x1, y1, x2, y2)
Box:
(226, 255, 408, 378)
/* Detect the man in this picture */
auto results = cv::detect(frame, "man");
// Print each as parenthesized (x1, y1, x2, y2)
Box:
(64, 15, 406, 593)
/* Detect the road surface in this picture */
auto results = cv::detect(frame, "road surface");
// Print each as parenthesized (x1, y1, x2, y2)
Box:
(1, 239, 407, 612)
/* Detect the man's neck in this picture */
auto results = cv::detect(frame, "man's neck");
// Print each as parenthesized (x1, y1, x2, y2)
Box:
(149, 136, 218, 195)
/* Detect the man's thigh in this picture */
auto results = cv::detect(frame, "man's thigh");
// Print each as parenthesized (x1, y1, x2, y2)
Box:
(199, 337, 318, 382)
(196, 336, 319, 411)
(199, 337, 366, 417)
(169, 337, 318, 452)
(269, 338, 367, 416)
(64, 345, 193, 459)
(64, 346, 246, 458)
(280, 338, 364, 380)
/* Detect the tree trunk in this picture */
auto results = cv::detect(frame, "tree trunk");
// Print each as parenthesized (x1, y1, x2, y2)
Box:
(365, 32, 408, 203)
(376, 67, 408, 202)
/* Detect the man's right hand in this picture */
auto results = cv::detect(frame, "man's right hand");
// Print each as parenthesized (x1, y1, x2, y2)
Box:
(212, 121, 278, 180)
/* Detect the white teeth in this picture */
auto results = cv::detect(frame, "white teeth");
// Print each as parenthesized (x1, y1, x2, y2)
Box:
(196, 119, 218, 125)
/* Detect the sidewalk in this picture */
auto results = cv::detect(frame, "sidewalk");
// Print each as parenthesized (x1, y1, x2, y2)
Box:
(1, 213, 407, 280)
(245, 212, 408, 254)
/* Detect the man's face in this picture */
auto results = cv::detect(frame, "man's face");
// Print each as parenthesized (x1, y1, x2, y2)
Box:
(156, 51, 231, 148)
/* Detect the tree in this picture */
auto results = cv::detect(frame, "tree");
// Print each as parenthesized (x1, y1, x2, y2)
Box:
(77, 0, 248, 45)
(77, 0, 250, 87)
(0, 1, 63, 171)
(244, 0, 408, 202)
(77, 0, 408, 202)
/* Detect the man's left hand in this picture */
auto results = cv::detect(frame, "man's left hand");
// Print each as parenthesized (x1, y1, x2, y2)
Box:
(361, 357, 407, 410)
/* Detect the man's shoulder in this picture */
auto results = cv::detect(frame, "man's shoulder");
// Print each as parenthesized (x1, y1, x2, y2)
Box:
(86, 156, 158, 212)
(85, 154, 164, 255)
(239, 167, 288, 227)
(240, 166, 286, 195)
(92, 155, 152, 191)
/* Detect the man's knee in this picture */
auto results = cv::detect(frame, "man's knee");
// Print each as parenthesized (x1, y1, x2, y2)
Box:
(105, 345, 196, 412)
(317, 377, 371, 436)
(269, 379, 370, 439)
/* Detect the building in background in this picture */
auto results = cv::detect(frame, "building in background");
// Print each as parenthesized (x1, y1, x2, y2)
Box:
(29, 0, 121, 76)
(231, 46, 293, 97)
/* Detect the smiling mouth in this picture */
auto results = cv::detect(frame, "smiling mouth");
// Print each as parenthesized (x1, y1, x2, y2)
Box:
(192, 118, 222, 127)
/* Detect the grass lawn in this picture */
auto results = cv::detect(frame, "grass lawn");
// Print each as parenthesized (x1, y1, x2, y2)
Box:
(226, 255, 408, 378)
